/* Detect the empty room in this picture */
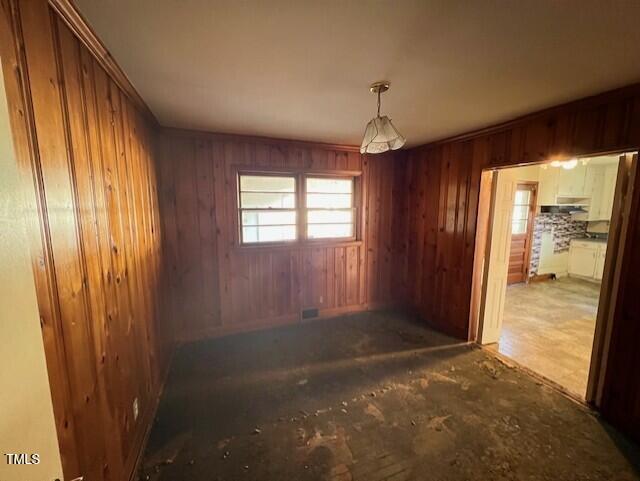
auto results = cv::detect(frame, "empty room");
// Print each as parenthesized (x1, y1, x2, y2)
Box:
(2, 1, 640, 481)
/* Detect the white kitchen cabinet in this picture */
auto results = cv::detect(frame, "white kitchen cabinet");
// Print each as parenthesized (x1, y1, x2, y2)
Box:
(600, 164, 618, 220)
(585, 163, 618, 221)
(557, 164, 587, 197)
(568, 244, 597, 278)
(568, 239, 607, 281)
(537, 167, 559, 205)
(537, 163, 590, 205)
(594, 244, 607, 280)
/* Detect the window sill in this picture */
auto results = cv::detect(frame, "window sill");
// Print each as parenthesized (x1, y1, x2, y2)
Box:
(234, 239, 363, 252)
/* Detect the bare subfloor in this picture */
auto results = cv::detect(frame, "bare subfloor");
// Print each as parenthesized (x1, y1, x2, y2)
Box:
(499, 277, 599, 397)
(141, 311, 639, 481)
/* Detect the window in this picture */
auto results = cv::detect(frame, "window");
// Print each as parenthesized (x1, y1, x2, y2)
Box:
(512, 186, 534, 234)
(237, 173, 356, 245)
(305, 177, 354, 239)
(238, 174, 297, 243)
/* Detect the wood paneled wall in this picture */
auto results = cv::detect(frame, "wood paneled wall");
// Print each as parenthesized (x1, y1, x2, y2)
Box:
(157, 130, 405, 341)
(400, 84, 640, 438)
(1, 1, 172, 480)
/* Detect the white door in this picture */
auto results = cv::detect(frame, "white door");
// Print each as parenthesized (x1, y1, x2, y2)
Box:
(478, 170, 517, 344)
(568, 246, 597, 278)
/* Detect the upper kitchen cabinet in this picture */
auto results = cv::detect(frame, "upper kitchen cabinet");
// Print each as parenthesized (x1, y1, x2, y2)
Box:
(600, 163, 618, 219)
(557, 163, 587, 196)
(537, 162, 588, 205)
(536, 156, 619, 212)
(537, 166, 559, 205)
(585, 160, 619, 220)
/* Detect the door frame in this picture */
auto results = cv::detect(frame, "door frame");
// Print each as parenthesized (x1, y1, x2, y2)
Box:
(470, 152, 638, 405)
(507, 181, 538, 285)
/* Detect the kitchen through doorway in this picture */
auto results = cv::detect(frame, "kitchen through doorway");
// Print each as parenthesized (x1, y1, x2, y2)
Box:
(475, 152, 637, 399)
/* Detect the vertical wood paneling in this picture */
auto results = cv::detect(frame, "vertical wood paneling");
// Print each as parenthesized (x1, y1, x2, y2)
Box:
(158, 131, 405, 341)
(402, 86, 640, 340)
(1, 2, 172, 480)
(400, 84, 640, 441)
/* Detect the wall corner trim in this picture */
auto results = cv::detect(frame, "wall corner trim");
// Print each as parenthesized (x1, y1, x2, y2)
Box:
(48, 0, 158, 126)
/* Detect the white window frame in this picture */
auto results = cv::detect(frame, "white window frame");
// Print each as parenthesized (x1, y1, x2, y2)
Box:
(236, 171, 358, 246)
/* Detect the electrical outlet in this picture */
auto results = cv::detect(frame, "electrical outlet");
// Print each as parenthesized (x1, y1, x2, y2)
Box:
(133, 397, 139, 421)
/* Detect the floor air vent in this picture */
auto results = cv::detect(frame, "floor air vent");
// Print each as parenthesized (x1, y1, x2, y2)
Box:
(302, 308, 319, 319)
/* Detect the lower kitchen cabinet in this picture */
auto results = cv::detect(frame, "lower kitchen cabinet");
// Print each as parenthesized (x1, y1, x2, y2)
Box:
(568, 239, 607, 281)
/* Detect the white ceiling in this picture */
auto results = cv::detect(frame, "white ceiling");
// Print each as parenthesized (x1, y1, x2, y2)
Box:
(75, 0, 640, 147)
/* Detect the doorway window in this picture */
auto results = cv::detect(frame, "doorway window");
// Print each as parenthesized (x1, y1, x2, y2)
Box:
(512, 186, 535, 234)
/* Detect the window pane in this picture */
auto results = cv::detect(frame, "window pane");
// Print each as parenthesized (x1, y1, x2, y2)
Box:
(243, 226, 258, 243)
(306, 193, 352, 208)
(242, 225, 296, 243)
(307, 209, 353, 224)
(240, 175, 295, 192)
(241, 210, 296, 226)
(241, 192, 295, 209)
(306, 177, 353, 193)
(514, 190, 531, 205)
(512, 206, 529, 221)
(308, 223, 353, 239)
(512, 220, 527, 234)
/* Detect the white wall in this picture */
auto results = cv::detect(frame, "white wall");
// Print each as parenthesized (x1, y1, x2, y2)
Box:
(0, 63, 63, 481)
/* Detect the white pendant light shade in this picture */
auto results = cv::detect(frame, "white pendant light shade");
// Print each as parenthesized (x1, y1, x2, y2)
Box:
(360, 115, 406, 154)
(360, 81, 406, 154)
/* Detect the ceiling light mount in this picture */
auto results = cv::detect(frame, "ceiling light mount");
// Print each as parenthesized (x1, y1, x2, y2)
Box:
(369, 81, 390, 95)
(360, 81, 406, 154)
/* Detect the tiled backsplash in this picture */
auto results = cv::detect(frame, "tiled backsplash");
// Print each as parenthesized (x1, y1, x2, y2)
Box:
(529, 213, 587, 277)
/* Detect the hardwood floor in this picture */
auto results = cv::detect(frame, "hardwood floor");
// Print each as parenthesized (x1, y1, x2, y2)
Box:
(495, 277, 600, 397)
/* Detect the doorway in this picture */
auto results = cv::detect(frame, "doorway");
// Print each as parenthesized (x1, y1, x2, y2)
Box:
(474, 152, 637, 400)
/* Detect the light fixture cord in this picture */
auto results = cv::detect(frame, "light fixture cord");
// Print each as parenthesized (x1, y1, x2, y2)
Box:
(377, 90, 381, 118)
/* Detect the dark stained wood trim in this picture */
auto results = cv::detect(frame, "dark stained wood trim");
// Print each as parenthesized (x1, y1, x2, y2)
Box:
(47, 0, 158, 126)
(421, 83, 640, 148)
(401, 80, 640, 442)
(162, 126, 362, 153)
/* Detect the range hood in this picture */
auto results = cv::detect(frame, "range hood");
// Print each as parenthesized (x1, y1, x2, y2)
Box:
(540, 195, 590, 208)
(540, 205, 588, 215)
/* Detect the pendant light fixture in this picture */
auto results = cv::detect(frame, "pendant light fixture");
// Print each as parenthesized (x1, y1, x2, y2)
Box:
(360, 81, 406, 154)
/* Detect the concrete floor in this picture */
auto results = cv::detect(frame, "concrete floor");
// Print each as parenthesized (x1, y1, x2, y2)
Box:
(140, 311, 640, 481)
(498, 277, 600, 397)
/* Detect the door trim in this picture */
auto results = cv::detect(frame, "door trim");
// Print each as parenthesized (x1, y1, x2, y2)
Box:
(472, 152, 638, 403)
(586, 153, 637, 405)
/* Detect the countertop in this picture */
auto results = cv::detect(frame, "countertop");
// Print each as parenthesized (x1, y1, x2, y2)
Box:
(572, 236, 608, 244)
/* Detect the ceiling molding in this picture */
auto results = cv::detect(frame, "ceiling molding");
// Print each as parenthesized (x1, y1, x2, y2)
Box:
(48, 0, 158, 126)
(415, 83, 640, 150)
(162, 127, 363, 153)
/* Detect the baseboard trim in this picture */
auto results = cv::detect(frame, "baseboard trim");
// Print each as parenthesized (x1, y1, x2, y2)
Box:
(126, 345, 176, 481)
(176, 302, 401, 344)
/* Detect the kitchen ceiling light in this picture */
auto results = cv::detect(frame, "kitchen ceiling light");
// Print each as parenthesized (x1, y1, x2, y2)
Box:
(360, 81, 406, 154)
(548, 158, 578, 169)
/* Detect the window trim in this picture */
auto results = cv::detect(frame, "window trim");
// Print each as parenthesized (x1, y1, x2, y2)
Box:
(235, 167, 361, 248)
(237, 171, 298, 246)
(303, 174, 357, 243)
